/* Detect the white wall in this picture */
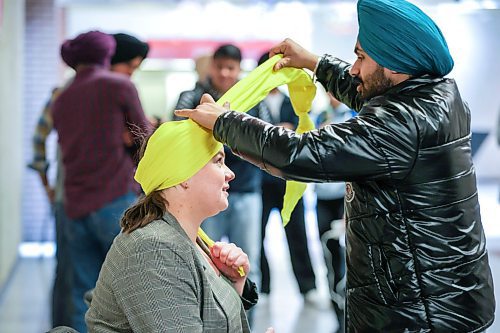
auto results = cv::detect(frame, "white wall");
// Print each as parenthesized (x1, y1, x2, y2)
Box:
(0, 0, 25, 289)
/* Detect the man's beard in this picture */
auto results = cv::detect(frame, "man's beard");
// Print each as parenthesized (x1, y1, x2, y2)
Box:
(358, 66, 394, 101)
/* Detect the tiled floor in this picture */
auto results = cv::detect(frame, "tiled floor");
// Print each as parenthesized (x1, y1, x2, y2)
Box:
(0, 183, 499, 333)
(0, 258, 52, 332)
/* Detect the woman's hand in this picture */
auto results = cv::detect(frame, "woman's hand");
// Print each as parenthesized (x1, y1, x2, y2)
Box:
(210, 242, 250, 295)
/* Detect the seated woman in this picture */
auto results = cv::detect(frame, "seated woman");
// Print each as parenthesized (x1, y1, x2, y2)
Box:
(85, 120, 263, 332)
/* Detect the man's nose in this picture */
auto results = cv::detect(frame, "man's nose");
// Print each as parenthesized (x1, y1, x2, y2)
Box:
(349, 59, 361, 77)
(349, 65, 358, 77)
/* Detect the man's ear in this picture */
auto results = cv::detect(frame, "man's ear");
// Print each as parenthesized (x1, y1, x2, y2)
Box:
(383, 67, 398, 76)
(179, 182, 189, 190)
(386, 69, 411, 85)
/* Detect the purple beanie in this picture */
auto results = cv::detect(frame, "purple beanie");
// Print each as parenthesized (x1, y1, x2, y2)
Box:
(61, 31, 116, 69)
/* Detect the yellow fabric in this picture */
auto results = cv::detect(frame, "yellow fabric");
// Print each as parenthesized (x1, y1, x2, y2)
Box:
(136, 55, 316, 273)
(135, 55, 316, 279)
(217, 55, 316, 225)
(135, 120, 222, 195)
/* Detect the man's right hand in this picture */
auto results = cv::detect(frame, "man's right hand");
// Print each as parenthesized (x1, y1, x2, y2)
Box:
(269, 38, 320, 72)
(174, 94, 228, 131)
(44, 185, 56, 204)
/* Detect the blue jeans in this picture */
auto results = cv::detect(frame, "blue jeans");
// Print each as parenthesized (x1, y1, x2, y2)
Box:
(52, 202, 73, 327)
(201, 192, 262, 289)
(66, 191, 136, 333)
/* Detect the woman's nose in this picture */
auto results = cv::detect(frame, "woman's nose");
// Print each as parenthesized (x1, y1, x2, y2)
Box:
(225, 165, 235, 181)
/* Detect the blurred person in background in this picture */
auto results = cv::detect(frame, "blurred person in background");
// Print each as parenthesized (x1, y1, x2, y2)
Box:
(28, 87, 71, 328)
(110, 33, 149, 77)
(256, 51, 320, 306)
(313, 92, 356, 332)
(194, 53, 212, 85)
(497, 108, 500, 202)
(175, 0, 496, 330)
(29, 31, 150, 329)
(51, 30, 152, 332)
(174, 45, 271, 315)
(109, 32, 155, 158)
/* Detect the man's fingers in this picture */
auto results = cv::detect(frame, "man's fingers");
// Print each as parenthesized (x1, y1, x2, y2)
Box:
(223, 101, 230, 110)
(269, 38, 290, 57)
(269, 45, 283, 58)
(273, 57, 289, 71)
(200, 93, 215, 104)
(174, 109, 192, 118)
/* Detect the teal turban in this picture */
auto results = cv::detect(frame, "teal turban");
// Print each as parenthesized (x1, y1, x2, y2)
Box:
(357, 0, 454, 77)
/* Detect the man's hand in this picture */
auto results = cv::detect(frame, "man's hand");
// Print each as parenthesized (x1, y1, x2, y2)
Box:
(174, 94, 229, 130)
(44, 185, 56, 204)
(122, 130, 134, 147)
(269, 38, 320, 72)
(38, 172, 55, 204)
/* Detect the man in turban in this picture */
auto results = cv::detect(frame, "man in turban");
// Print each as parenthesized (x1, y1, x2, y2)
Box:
(52, 30, 152, 332)
(110, 32, 150, 77)
(175, 0, 495, 331)
(29, 31, 151, 330)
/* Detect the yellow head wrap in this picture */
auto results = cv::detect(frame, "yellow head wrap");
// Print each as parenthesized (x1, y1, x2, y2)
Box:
(135, 55, 316, 226)
(134, 56, 315, 278)
(134, 120, 222, 195)
(216, 54, 316, 226)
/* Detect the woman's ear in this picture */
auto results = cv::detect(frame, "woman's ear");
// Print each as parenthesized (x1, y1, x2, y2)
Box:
(180, 182, 189, 190)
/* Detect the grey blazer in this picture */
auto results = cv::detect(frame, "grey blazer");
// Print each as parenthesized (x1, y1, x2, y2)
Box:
(85, 213, 253, 333)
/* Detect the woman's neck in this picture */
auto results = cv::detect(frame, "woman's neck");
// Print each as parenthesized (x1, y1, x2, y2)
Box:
(162, 188, 206, 243)
(168, 204, 203, 243)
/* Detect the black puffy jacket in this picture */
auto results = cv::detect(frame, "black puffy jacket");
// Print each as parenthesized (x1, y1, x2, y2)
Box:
(213, 56, 495, 332)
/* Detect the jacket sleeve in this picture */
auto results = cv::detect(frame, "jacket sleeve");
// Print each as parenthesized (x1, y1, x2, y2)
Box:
(213, 104, 417, 183)
(240, 278, 258, 310)
(315, 55, 364, 112)
(28, 92, 56, 174)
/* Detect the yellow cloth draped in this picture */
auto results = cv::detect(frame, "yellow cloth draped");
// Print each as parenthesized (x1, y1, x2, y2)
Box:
(135, 120, 222, 195)
(216, 55, 316, 225)
(135, 55, 316, 278)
